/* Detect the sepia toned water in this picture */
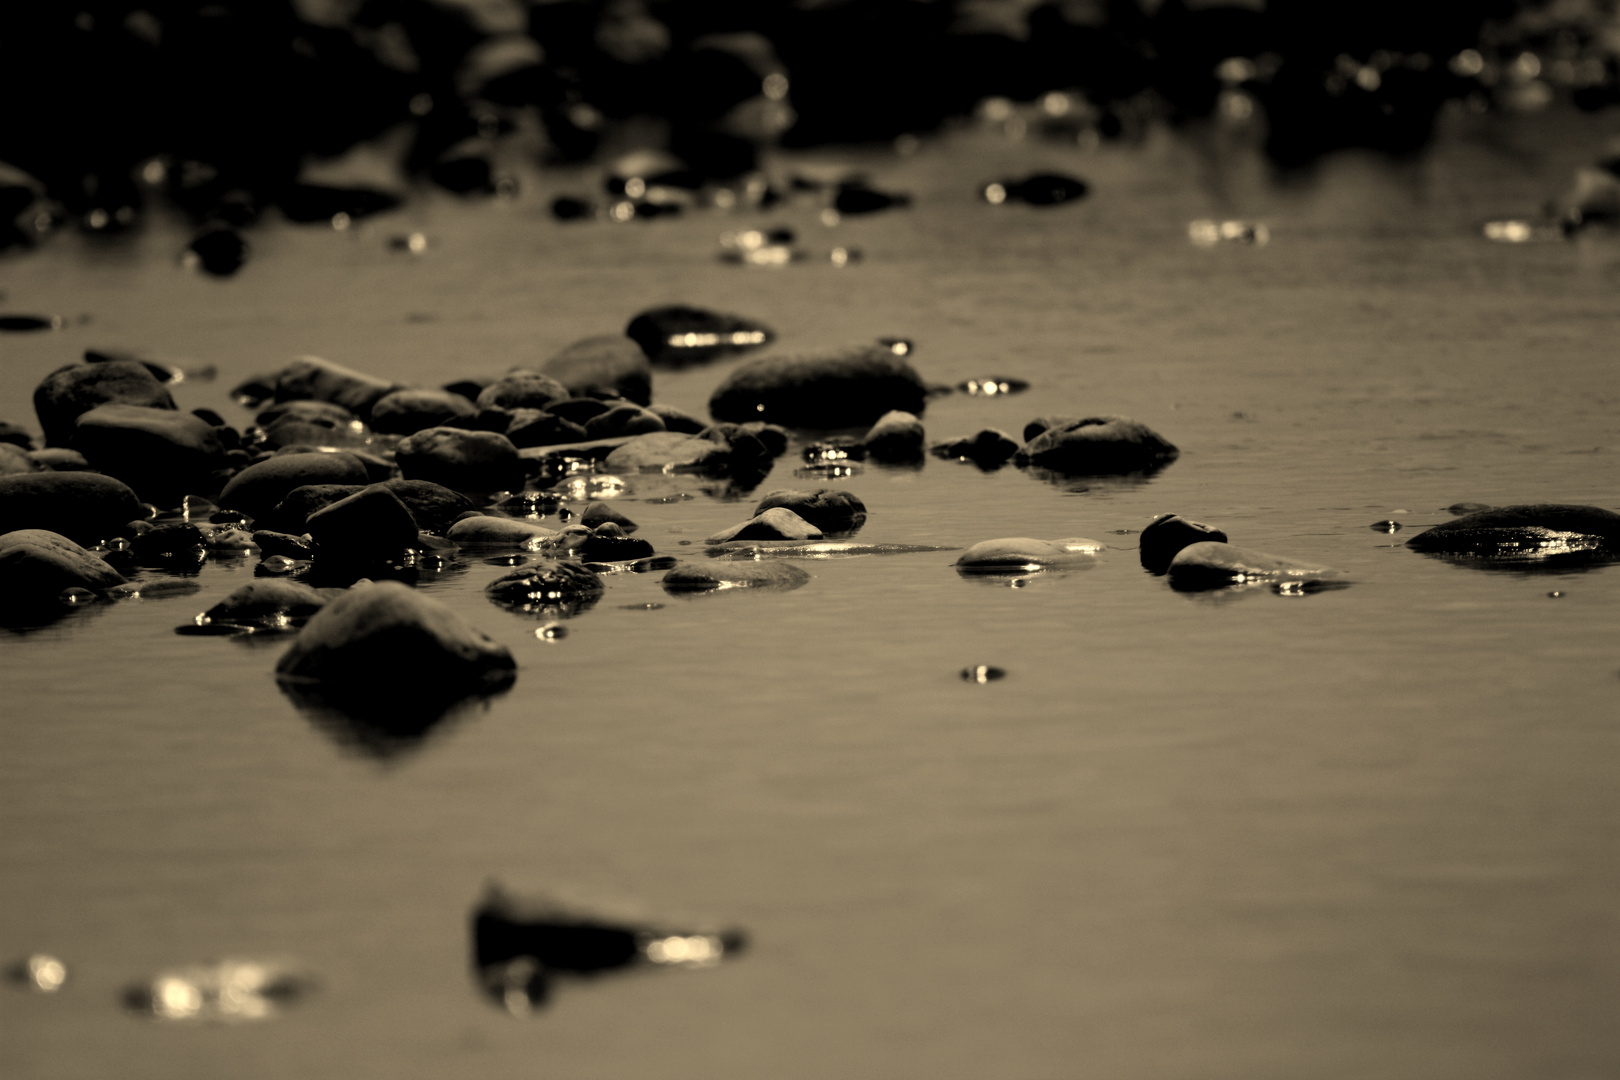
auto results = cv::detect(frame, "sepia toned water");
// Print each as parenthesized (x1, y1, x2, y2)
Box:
(3, 109, 1619, 1080)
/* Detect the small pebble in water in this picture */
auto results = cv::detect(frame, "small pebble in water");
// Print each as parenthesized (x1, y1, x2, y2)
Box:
(1370, 520, 1402, 532)
(418, 554, 449, 571)
(59, 587, 97, 607)
(962, 665, 1006, 683)
(0, 314, 63, 332)
(6, 954, 67, 992)
(534, 623, 567, 641)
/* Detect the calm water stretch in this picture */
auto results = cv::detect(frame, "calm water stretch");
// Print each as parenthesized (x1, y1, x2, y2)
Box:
(3, 111, 1620, 1080)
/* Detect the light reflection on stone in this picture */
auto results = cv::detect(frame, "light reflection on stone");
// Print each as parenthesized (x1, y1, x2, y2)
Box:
(125, 960, 312, 1022)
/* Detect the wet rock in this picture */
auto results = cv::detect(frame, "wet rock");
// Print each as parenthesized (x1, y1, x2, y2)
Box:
(1139, 514, 1229, 574)
(833, 180, 911, 214)
(256, 400, 358, 429)
(201, 580, 330, 630)
(0, 530, 127, 608)
(130, 523, 207, 568)
(0, 315, 60, 332)
(540, 335, 653, 405)
(646, 403, 707, 434)
(262, 484, 363, 533)
(580, 502, 637, 532)
(1446, 502, 1493, 515)
(584, 403, 666, 440)
(577, 522, 655, 562)
(547, 398, 613, 426)
(446, 515, 556, 546)
(34, 359, 177, 447)
(0, 442, 39, 475)
(70, 404, 229, 504)
(476, 370, 571, 413)
(706, 507, 822, 543)
(396, 428, 524, 493)
(0, 472, 145, 544)
(485, 560, 605, 617)
(251, 531, 315, 559)
(625, 305, 775, 367)
(602, 431, 731, 473)
(709, 344, 928, 428)
(27, 448, 91, 471)
(954, 537, 1106, 573)
(369, 388, 479, 435)
(661, 559, 811, 593)
(185, 226, 248, 276)
(305, 485, 420, 565)
(982, 173, 1089, 206)
(930, 429, 1020, 468)
(861, 410, 925, 463)
(1166, 542, 1348, 591)
(382, 480, 478, 534)
(503, 409, 589, 449)
(0, 422, 34, 449)
(752, 488, 866, 534)
(217, 452, 372, 525)
(270, 356, 399, 419)
(1405, 504, 1620, 563)
(1014, 416, 1179, 475)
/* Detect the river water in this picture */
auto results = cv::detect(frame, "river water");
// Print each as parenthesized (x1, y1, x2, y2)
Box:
(2, 107, 1619, 1080)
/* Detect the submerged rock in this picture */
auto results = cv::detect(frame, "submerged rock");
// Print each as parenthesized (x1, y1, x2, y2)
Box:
(1405, 504, 1620, 563)
(447, 515, 556, 546)
(602, 431, 731, 473)
(625, 305, 775, 367)
(0, 472, 144, 544)
(576, 522, 655, 562)
(0, 529, 127, 608)
(1139, 514, 1228, 574)
(708, 344, 928, 428)
(661, 559, 811, 593)
(930, 429, 1020, 469)
(34, 359, 176, 447)
(1014, 416, 1178, 476)
(751, 488, 866, 534)
(485, 560, 605, 617)
(540, 335, 653, 404)
(955, 537, 1106, 573)
(706, 507, 822, 543)
(1166, 542, 1348, 591)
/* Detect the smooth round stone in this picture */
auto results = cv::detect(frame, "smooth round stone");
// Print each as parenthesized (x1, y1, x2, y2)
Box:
(446, 516, 556, 546)
(0, 471, 145, 544)
(270, 355, 399, 419)
(264, 483, 363, 533)
(751, 488, 867, 533)
(1014, 416, 1179, 475)
(602, 431, 731, 473)
(955, 537, 1106, 572)
(930, 429, 1020, 468)
(217, 452, 371, 525)
(130, 522, 207, 566)
(484, 560, 605, 616)
(706, 507, 822, 543)
(28, 447, 92, 471)
(646, 404, 707, 434)
(708, 344, 928, 429)
(365, 388, 478, 436)
(0, 529, 127, 608)
(395, 427, 524, 493)
(202, 579, 330, 629)
(33, 359, 177, 448)
(251, 530, 316, 559)
(475, 370, 571, 413)
(862, 410, 925, 463)
(504, 410, 588, 449)
(1166, 542, 1348, 590)
(381, 479, 478, 534)
(660, 559, 812, 593)
(305, 485, 420, 563)
(579, 501, 637, 532)
(1405, 504, 1620, 557)
(0, 442, 40, 475)
(540, 335, 653, 405)
(625, 305, 775, 367)
(583, 404, 666, 440)
(1138, 513, 1229, 574)
(255, 400, 358, 428)
(70, 404, 228, 504)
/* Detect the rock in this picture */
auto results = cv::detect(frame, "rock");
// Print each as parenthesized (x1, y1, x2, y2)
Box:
(485, 560, 605, 616)
(251, 530, 315, 559)
(984, 173, 1089, 206)
(504, 410, 588, 449)
(271, 355, 398, 419)
(602, 431, 731, 473)
(1405, 504, 1620, 560)
(1139, 514, 1228, 574)
(0, 529, 127, 608)
(583, 404, 666, 440)
(625, 305, 775, 367)
(255, 400, 359, 429)
(0, 442, 40, 475)
(1166, 542, 1348, 591)
(0, 472, 145, 544)
(70, 404, 228, 504)
(706, 507, 822, 543)
(0, 422, 34, 449)
(752, 488, 867, 533)
(382, 480, 477, 534)
(1014, 416, 1179, 475)
(475, 370, 571, 413)
(186, 225, 248, 276)
(646, 404, 707, 434)
(708, 344, 928, 428)
(217, 452, 372, 525)
(33, 359, 177, 447)
(27, 448, 91, 471)
(369, 388, 479, 435)
(580, 502, 637, 532)
(662, 558, 811, 593)
(834, 181, 911, 214)
(930, 429, 1019, 468)
(861, 410, 925, 463)
(446, 515, 556, 546)
(130, 522, 207, 568)
(954, 537, 1106, 572)
(577, 522, 655, 562)
(540, 335, 653, 404)
(263, 484, 363, 533)
(395, 428, 524, 493)
(202, 579, 329, 630)
(305, 485, 420, 564)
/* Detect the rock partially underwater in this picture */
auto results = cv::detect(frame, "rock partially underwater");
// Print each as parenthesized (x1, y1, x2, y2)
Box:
(1405, 503, 1620, 568)
(955, 537, 1106, 575)
(661, 559, 811, 594)
(1139, 513, 1228, 575)
(484, 560, 606, 617)
(708, 344, 927, 428)
(1015, 416, 1178, 477)
(1167, 542, 1348, 592)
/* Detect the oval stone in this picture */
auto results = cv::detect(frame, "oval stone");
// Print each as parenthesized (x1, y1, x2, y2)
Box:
(708, 344, 928, 429)
(540, 335, 652, 404)
(1405, 504, 1620, 558)
(661, 559, 811, 593)
(1166, 542, 1348, 591)
(1014, 416, 1178, 475)
(955, 537, 1106, 572)
(0, 529, 128, 608)
(0, 472, 145, 544)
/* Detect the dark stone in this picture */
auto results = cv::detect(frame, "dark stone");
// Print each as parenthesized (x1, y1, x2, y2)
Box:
(646, 404, 707, 434)
(27, 448, 90, 472)
(305, 485, 420, 564)
(0, 422, 35, 449)
(661, 559, 811, 594)
(584, 404, 666, 440)
(34, 360, 177, 448)
(547, 398, 613, 425)
(580, 502, 637, 533)
(540, 335, 653, 405)
(625, 305, 775, 367)
(504, 410, 589, 449)
(861, 410, 925, 463)
(0, 472, 145, 544)
(706, 508, 822, 543)
(369, 388, 478, 435)
(1405, 504, 1620, 562)
(551, 195, 593, 220)
(577, 523, 655, 562)
(752, 489, 867, 534)
(271, 356, 399, 419)
(1166, 542, 1348, 591)
(484, 560, 605, 617)
(930, 428, 1020, 468)
(256, 400, 359, 429)
(217, 452, 372, 525)
(954, 537, 1106, 573)
(0, 443, 40, 475)
(475, 370, 571, 413)
(0, 529, 127, 609)
(130, 523, 207, 567)
(260, 412, 370, 450)
(445, 515, 556, 546)
(70, 404, 229, 504)
(251, 531, 316, 559)
(202, 579, 329, 630)
(834, 181, 911, 215)
(709, 344, 928, 429)
(265, 484, 364, 533)
(187, 226, 248, 276)
(990, 173, 1089, 206)
(430, 156, 495, 195)
(0, 315, 59, 332)
(396, 428, 525, 493)
(382, 480, 477, 534)
(602, 431, 731, 474)
(1446, 502, 1493, 515)
(1139, 514, 1228, 574)
(1014, 416, 1179, 475)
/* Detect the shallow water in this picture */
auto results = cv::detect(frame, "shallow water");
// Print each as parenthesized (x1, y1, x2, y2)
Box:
(3, 110, 1620, 1080)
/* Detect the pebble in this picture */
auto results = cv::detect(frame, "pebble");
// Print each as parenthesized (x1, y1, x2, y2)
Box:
(1014, 416, 1179, 476)
(368, 388, 478, 435)
(446, 515, 557, 546)
(395, 427, 525, 493)
(661, 559, 811, 593)
(1405, 503, 1620, 561)
(833, 181, 911, 214)
(69, 404, 229, 506)
(576, 522, 656, 562)
(540, 335, 653, 405)
(981, 173, 1088, 206)
(708, 344, 928, 429)
(955, 537, 1106, 573)
(930, 429, 1020, 469)
(0, 471, 145, 544)
(485, 560, 606, 617)
(184, 226, 248, 276)
(0, 315, 62, 332)
(1166, 542, 1348, 591)
(751, 488, 867, 534)
(1138, 514, 1228, 574)
(216, 452, 371, 524)
(624, 305, 776, 367)
(305, 485, 421, 564)
(0, 529, 128, 609)
(706, 507, 823, 543)
(861, 410, 926, 463)
(475, 370, 572, 413)
(34, 359, 177, 447)
(267, 355, 399, 420)
(580, 501, 638, 532)
(601, 431, 731, 474)
(200, 580, 330, 631)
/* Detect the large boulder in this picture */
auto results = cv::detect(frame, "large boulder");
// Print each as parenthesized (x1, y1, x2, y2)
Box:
(708, 344, 928, 428)
(217, 451, 372, 524)
(0, 472, 145, 543)
(1014, 416, 1178, 475)
(1405, 504, 1620, 559)
(70, 404, 229, 504)
(540, 335, 653, 404)
(0, 529, 127, 608)
(395, 427, 524, 492)
(270, 355, 398, 419)
(34, 359, 177, 447)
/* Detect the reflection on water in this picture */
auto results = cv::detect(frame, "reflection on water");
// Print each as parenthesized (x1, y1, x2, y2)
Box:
(280, 677, 513, 760)
(123, 960, 314, 1022)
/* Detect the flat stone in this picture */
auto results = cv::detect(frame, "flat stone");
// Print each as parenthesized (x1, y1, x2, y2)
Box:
(0, 529, 127, 607)
(217, 452, 372, 525)
(602, 431, 731, 473)
(706, 507, 822, 543)
(34, 359, 176, 447)
(203, 579, 329, 629)
(27, 448, 90, 472)
(862, 410, 925, 463)
(446, 515, 556, 545)
(955, 537, 1106, 572)
(504, 410, 588, 449)
(395, 427, 524, 493)
(1166, 542, 1348, 590)
(540, 335, 652, 404)
(583, 404, 665, 440)
(305, 485, 420, 563)
(0, 472, 145, 544)
(0, 442, 40, 475)
(708, 344, 927, 428)
(661, 559, 811, 593)
(930, 429, 1019, 468)
(1405, 503, 1620, 558)
(70, 404, 228, 504)
(1014, 416, 1179, 475)
(1139, 514, 1228, 574)
(271, 355, 399, 419)
(369, 388, 478, 435)
(751, 488, 867, 533)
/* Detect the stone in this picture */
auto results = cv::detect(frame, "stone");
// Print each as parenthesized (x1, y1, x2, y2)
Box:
(70, 404, 229, 504)
(255, 400, 358, 428)
(0, 442, 40, 475)
(475, 370, 571, 413)
(259, 412, 368, 450)
(580, 501, 637, 532)
(547, 398, 612, 425)
(583, 404, 666, 440)
(661, 559, 811, 593)
(540, 335, 653, 404)
(0, 529, 127, 608)
(504, 410, 588, 449)
(305, 485, 420, 564)
(954, 537, 1106, 572)
(484, 560, 605, 616)
(396, 427, 524, 493)
(1405, 504, 1620, 560)
(251, 531, 316, 559)
(752, 489, 867, 533)
(446, 515, 556, 546)
(130, 523, 207, 567)
(271, 355, 398, 419)
(1166, 542, 1348, 591)
(602, 431, 731, 473)
(986, 173, 1089, 206)
(382, 480, 478, 534)
(0, 472, 145, 544)
(0, 421, 34, 449)
(264, 484, 364, 533)
(218, 452, 371, 525)
(27, 448, 91, 471)
(369, 388, 479, 435)
(930, 429, 1019, 468)
(625, 304, 775, 367)
(706, 507, 822, 543)
(708, 344, 927, 428)
(577, 522, 655, 562)
(646, 404, 707, 434)
(861, 410, 925, 463)
(34, 359, 177, 447)
(202, 579, 330, 629)
(1139, 514, 1228, 574)
(1014, 416, 1179, 475)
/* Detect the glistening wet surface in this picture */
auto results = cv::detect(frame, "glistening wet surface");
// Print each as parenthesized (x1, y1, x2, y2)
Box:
(3, 113, 1620, 1080)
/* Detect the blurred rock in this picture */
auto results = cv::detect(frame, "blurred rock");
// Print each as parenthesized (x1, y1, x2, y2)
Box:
(540, 335, 652, 404)
(625, 305, 775, 367)
(70, 404, 229, 504)
(1167, 542, 1347, 591)
(706, 507, 821, 543)
(861, 410, 925, 463)
(0, 471, 144, 544)
(709, 344, 927, 428)
(369, 388, 479, 435)
(217, 451, 372, 524)
(1139, 514, 1229, 574)
(34, 359, 177, 447)
(1014, 416, 1178, 475)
